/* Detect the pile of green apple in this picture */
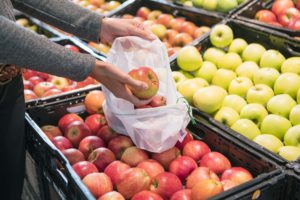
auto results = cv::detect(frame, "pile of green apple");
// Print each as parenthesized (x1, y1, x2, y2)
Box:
(16, 18, 38, 33)
(173, 24, 300, 161)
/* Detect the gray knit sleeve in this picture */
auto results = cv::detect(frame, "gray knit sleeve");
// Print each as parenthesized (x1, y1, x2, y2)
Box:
(12, 0, 103, 42)
(0, 16, 95, 81)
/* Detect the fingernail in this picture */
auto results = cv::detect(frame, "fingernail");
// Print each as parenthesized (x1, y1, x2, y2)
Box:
(141, 82, 148, 89)
(149, 34, 156, 40)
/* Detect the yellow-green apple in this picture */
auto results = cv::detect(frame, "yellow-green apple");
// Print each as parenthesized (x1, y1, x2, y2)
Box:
(137, 159, 165, 179)
(58, 113, 83, 132)
(84, 114, 106, 134)
(41, 125, 62, 140)
(228, 77, 253, 98)
(33, 81, 56, 97)
(267, 94, 297, 118)
(290, 105, 300, 125)
(217, 0, 238, 13)
(228, 38, 248, 55)
(191, 179, 223, 200)
(192, 0, 204, 7)
(298, 89, 300, 103)
(246, 84, 274, 106)
(186, 167, 219, 189)
(284, 125, 300, 147)
(16, 18, 29, 27)
(180, 70, 194, 79)
(170, 189, 191, 200)
(83, 173, 113, 198)
(217, 52, 243, 70)
(180, 21, 197, 35)
(132, 191, 163, 200)
(121, 146, 149, 167)
(104, 161, 130, 186)
(148, 10, 162, 21)
(169, 156, 198, 182)
(151, 24, 167, 39)
(78, 136, 105, 159)
(222, 94, 247, 113)
(242, 43, 266, 63)
(278, 146, 300, 161)
(48, 76, 69, 90)
(260, 49, 286, 71)
(231, 119, 261, 139)
(281, 57, 300, 75)
(99, 191, 125, 200)
(209, 24, 233, 48)
(253, 67, 280, 88)
(240, 103, 268, 126)
(51, 136, 73, 151)
(88, 0, 105, 7)
(72, 161, 98, 179)
(178, 78, 208, 104)
(203, 47, 226, 65)
(157, 14, 174, 28)
(254, 134, 284, 153)
(172, 71, 187, 89)
(212, 69, 237, 90)
(151, 147, 181, 170)
(202, 0, 218, 10)
(214, 107, 240, 127)
(108, 135, 134, 159)
(65, 120, 92, 147)
(62, 148, 85, 165)
(182, 140, 211, 162)
(194, 61, 217, 83)
(274, 73, 300, 99)
(193, 26, 210, 39)
(177, 46, 202, 71)
(96, 125, 118, 144)
(88, 147, 116, 171)
(136, 7, 151, 19)
(235, 61, 259, 80)
(200, 152, 231, 174)
(102, 1, 121, 11)
(42, 88, 62, 97)
(193, 85, 228, 114)
(221, 167, 253, 185)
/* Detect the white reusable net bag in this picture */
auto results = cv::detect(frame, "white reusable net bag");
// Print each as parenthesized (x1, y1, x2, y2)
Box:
(102, 36, 190, 153)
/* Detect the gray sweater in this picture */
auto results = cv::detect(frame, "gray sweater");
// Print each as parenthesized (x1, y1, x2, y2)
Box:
(0, 0, 104, 81)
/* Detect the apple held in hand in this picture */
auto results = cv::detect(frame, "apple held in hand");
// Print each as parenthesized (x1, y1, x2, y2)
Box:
(253, 134, 284, 153)
(191, 179, 223, 200)
(186, 167, 219, 189)
(284, 125, 300, 147)
(200, 152, 231, 174)
(177, 46, 203, 72)
(214, 107, 240, 127)
(279, 146, 300, 161)
(261, 114, 292, 140)
(267, 94, 297, 118)
(231, 119, 261, 140)
(222, 94, 247, 113)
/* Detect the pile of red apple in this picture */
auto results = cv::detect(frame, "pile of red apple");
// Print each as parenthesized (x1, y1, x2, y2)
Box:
(71, 0, 121, 14)
(41, 91, 253, 200)
(23, 44, 99, 101)
(173, 23, 300, 161)
(255, 0, 300, 30)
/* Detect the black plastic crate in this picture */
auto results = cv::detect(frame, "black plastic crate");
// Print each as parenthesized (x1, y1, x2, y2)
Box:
(233, 0, 300, 40)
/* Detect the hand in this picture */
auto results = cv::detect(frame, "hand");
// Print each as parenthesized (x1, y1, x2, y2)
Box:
(100, 18, 156, 44)
(90, 60, 151, 106)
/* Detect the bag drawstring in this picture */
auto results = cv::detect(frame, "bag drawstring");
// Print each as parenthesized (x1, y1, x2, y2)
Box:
(176, 97, 196, 125)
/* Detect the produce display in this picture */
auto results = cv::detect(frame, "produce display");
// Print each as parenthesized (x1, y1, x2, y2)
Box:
(174, 23, 300, 161)
(71, 0, 122, 14)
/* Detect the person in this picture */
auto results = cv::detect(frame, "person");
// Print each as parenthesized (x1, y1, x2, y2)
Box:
(0, 0, 156, 199)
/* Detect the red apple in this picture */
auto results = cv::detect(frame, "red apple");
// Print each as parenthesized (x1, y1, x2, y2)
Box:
(200, 152, 231, 175)
(84, 90, 105, 114)
(41, 125, 62, 140)
(255, 10, 277, 23)
(107, 135, 134, 159)
(128, 67, 159, 99)
(28, 76, 44, 86)
(296, 0, 300, 9)
(136, 7, 151, 19)
(72, 161, 99, 179)
(36, 71, 49, 80)
(41, 88, 62, 97)
(169, 156, 197, 182)
(149, 95, 167, 107)
(186, 167, 220, 189)
(88, 0, 105, 7)
(132, 190, 163, 200)
(278, 7, 300, 26)
(183, 140, 211, 162)
(58, 113, 83, 132)
(180, 21, 197, 36)
(24, 89, 38, 101)
(122, 14, 134, 19)
(83, 173, 113, 198)
(117, 168, 151, 199)
(23, 79, 34, 90)
(62, 148, 85, 165)
(172, 33, 193, 47)
(272, 0, 295, 15)
(98, 191, 125, 200)
(22, 69, 38, 80)
(221, 167, 253, 185)
(96, 125, 118, 143)
(170, 189, 191, 200)
(152, 147, 181, 169)
(121, 146, 149, 167)
(77, 76, 95, 88)
(147, 10, 162, 21)
(288, 16, 300, 30)
(62, 83, 77, 92)
(150, 172, 182, 199)
(191, 179, 224, 200)
(88, 147, 116, 171)
(51, 136, 73, 151)
(267, 21, 284, 27)
(137, 159, 165, 179)
(104, 160, 130, 185)
(193, 26, 210, 39)
(64, 44, 80, 53)
(79, 136, 105, 158)
(169, 18, 185, 32)
(221, 179, 239, 191)
(33, 81, 56, 97)
(175, 130, 193, 150)
(64, 121, 92, 147)
(165, 29, 179, 46)
(85, 114, 107, 135)
(48, 76, 69, 90)
(157, 14, 174, 28)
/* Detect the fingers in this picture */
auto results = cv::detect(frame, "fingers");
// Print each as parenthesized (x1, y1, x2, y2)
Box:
(129, 20, 156, 41)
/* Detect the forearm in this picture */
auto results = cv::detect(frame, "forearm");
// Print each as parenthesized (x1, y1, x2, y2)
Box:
(12, 0, 103, 42)
(0, 16, 95, 81)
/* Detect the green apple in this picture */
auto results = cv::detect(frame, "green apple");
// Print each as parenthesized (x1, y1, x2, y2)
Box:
(246, 84, 274, 106)
(222, 94, 247, 113)
(217, 52, 243, 70)
(253, 134, 284, 153)
(290, 105, 300, 126)
(231, 119, 261, 140)
(172, 71, 187, 89)
(217, 0, 238, 13)
(237, 0, 246, 4)
(202, 0, 218, 10)
(235, 61, 259, 80)
(214, 107, 240, 127)
(212, 69, 237, 90)
(228, 77, 253, 98)
(274, 73, 300, 99)
(151, 24, 167, 39)
(178, 78, 208, 104)
(194, 61, 217, 83)
(209, 24, 234, 48)
(179, 70, 194, 79)
(279, 146, 300, 161)
(192, 0, 204, 7)
(193, 85, 228, 114)
(260, 114, 292, 140)
(228, 38, 248, 55)
(242, 43, 266, 64)
(16, 18, 29, 27)
(284, 125, 300, 147)
(184, 1, 193, 6)
(259, 50, 285, 71)
(281, 57, 300, 75)
(253, 67, 280, 88)
(203, 47, 226, 65)
(240, 103, 268, 127)
(298, 89, 300, 104)
(177, 46, 203, 72)
(267, 94, 297, 118)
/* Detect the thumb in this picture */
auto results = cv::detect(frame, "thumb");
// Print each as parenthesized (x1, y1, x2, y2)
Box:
(125, 77, 149, 91)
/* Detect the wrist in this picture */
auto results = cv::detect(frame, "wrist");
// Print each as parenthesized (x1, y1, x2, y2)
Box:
(90, 60, 106, 79)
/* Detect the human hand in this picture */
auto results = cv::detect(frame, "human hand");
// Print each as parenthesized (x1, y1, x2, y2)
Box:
(90, 60, 152, 106)
(100, 18, 156, 44)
